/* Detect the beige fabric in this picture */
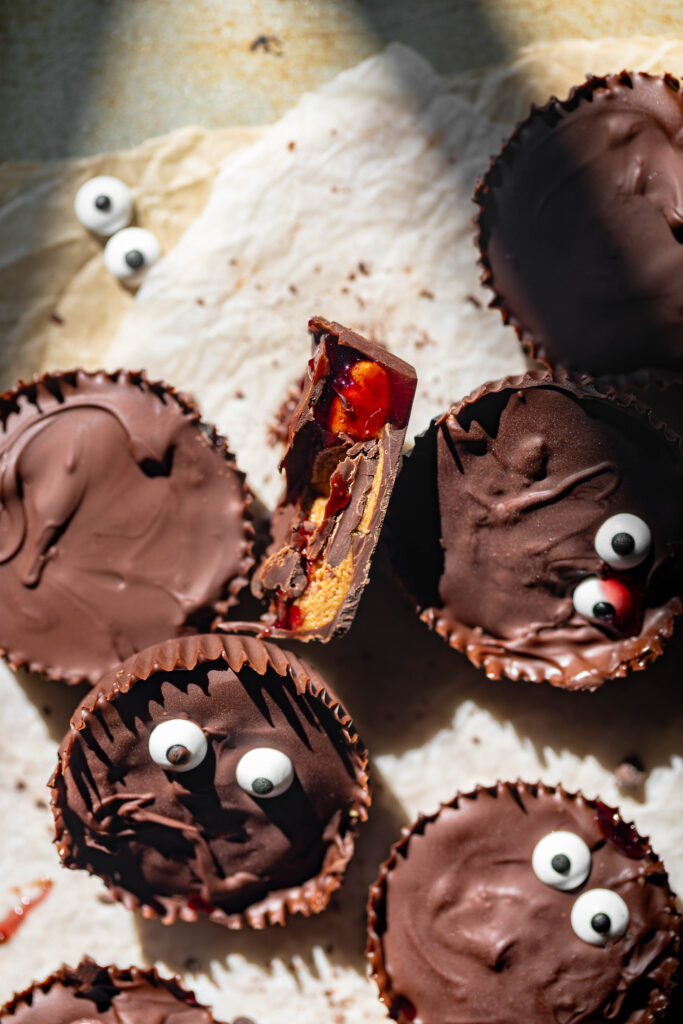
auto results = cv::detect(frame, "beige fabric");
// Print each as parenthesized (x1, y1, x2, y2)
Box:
(1, 38, 682, 1023)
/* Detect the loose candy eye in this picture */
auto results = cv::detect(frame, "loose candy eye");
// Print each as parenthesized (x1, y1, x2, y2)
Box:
(236, 747, 294, 798)
(594, 513, 652, 570)
(148, 718, 208, 772)
(103, 227, 161, 283)
(570, 889, 630, 945)
(74, 175, 133, 235)
(532, 831, 592, 890)
(572, 576, 636, 632)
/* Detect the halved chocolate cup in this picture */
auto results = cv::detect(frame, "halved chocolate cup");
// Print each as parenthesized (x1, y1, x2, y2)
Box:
(50, 633, 370, 929)
(367, 781, 680, 1024)
(0, 369, 254, 685)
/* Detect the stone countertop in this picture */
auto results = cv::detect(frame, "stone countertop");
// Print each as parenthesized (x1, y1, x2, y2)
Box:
(4, 0, 683, 160)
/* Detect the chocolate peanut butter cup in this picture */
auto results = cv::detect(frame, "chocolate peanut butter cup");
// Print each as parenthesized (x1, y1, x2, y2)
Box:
(388, 372, 683, 689)
(0, 958, 216, 1023)
(0, 370, 253, 684)
(475, 72, 683, 376)
(367, 781, 681, 1024)
(246, 316, 416, 641)
(50, 633, 370, 928)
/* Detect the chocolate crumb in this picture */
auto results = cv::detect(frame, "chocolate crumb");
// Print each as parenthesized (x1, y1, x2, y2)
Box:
(49, 312, 64, 325)
(341, 286, 349, 294)
(249, 34, 282, 55)
(418, 288, 434, 299)
(184, 957, 201, 971)
(34, 798, 47, 810)
(472, 736, 481, 745)
(289, 283, 298, 294)
(358, 261, 370, 275)
(414, 331, 435, 349)
(14, 779, 26, 791)
(615, 756, 647, 797)
(234, 389, 245, 400)
(229, 258, 238, 266)
(466, 294, 482, 308)
(42, 704, 52, 716)
(314, 264, 322, 274)
(233, 1018, 257, 1024)
(196, 297, 205, 306)
(287, 141, 296, 151)
(97, 891, 115, 904)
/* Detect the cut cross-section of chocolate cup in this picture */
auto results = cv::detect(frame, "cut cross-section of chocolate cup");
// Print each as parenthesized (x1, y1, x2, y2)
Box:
(367, 781, 681, 1024)
(245, 316, 416, 641)
(388, 372, 683, 689)
(50, 634, 370, 928)
(0, 370, 253, 685)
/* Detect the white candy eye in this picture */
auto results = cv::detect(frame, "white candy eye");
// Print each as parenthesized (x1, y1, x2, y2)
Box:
(236, 747, 294, 799)
(104, 227, 161, 284)
(570, 889, 630, 945)
(594, 513, 651, 570)
(74, 175, 133, 235)
(532, 831, 592, 891)
(148, 718, 207, 772)
(573, 576, 617, 624)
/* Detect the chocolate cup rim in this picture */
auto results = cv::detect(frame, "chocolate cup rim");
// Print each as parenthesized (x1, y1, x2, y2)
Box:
(395, 370, 683, 690)
(0, 368, 255, 686)
(50, 633, 371, 930)
(594, 369, 683, 455)
(0, 955, 215, 1019)
(366, 779, 681, 1024)
(473, 70, 683, 374)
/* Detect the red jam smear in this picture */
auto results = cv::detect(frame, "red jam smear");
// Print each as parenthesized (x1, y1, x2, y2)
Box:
(394, 997, 417, 1021)
(328, 359, 391, 441)
(324, 469, 351, 519)
(274, 590, 303, 631)
(0, 878, 53, 944)
(186, 893, 216, 915)
(596, 801, 648, 859)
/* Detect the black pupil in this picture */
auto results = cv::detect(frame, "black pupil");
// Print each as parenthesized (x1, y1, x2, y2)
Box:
(591, 912, 611, 934)
(125, 249, 144, 269)
(252, 777, 274, 795)
(611, 532, 635, 556)
(166, 744, 190, 766)
(551, 853, 571, 875)
(94, 193, 112, 211)
(593, 601, 615, 621)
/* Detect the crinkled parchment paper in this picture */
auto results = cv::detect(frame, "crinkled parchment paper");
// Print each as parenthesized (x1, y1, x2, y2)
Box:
(1, 37, 682, 1023)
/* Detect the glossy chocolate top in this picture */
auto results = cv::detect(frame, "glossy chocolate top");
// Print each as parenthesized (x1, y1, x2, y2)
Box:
(476, 72, 683, 375)
(368, 783, 680, 1024)
(0, 371, 253, 684)
(389, 373, 683, 688)
(51, 634, 369, 928)
(1, 959, 214, 1023)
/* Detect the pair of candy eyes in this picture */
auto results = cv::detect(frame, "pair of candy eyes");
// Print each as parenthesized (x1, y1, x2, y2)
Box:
(532, 831, 629, 946)
(573, 513, 651, 626)
(74, 176, 160, 281)
(147, 719, 293, 799)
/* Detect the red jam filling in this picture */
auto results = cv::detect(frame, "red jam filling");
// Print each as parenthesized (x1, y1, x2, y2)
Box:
(324, 469, 351, 519)
(596, 801, 648, 859)
(328, 359, 391, 441)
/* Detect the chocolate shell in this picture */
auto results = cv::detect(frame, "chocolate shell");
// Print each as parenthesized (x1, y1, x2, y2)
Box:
(0, 370, 253, 685)
(475, 72, 683, 376)
(50, 633, 370, 928)
(246, 317, 416, 641)
(388, 372, 683, 689)
(0, 958, 216, 1022)
(367, 781, 681, 1024)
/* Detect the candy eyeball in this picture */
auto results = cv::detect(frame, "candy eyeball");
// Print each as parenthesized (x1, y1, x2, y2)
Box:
(594, 513, 652, 570)
(532, 831, 592, 891)
(570, 888, 630, 946)
(148, 718, 208, 772)
(103, 227, 161, 284)
(572, 575, 636, 632)
(236, 747, 294, 798)
(74, 175, 133, 235)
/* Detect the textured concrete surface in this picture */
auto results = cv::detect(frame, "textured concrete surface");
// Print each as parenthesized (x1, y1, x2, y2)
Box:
(3, 0, 683, 160)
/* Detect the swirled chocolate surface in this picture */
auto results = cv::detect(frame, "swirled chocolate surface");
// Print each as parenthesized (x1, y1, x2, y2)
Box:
(0, 371, 253, 684)
(51, 634, 369, 928)
(476, 72, 683, 375)
(1, 959, 215, 1023)
(369, 783, 680, 1024)
(388, 374, 683, 688)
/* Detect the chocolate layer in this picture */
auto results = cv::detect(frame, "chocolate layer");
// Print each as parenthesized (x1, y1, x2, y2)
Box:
(367, 782, 680, 1024)
(50, 634, 370, 928)
(476, 72, 683, 375)
(0, 370, 253, 685)
(249, 317, 416, 641)
(388, 373, 683, 689)
(1, 958, 215, 1023)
